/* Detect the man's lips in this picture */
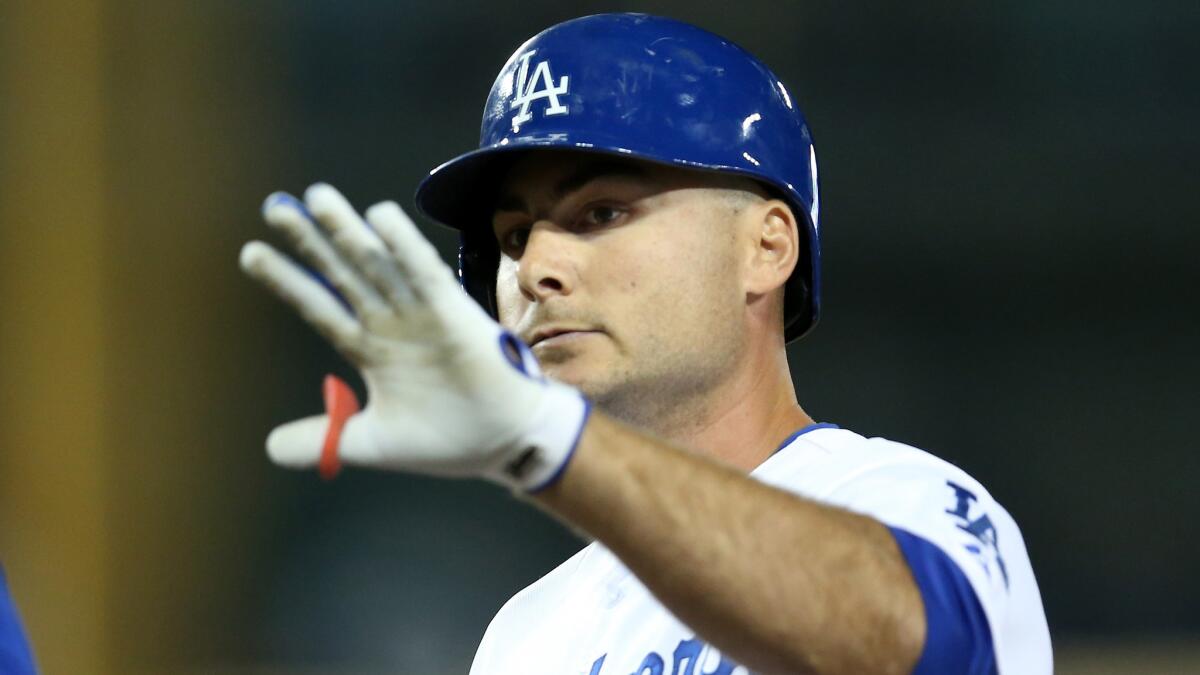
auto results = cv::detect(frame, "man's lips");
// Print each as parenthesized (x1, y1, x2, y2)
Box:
(527, 327, 602, 347)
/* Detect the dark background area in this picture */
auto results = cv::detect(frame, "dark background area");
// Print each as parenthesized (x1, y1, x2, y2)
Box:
(1, 1, 1196, 672)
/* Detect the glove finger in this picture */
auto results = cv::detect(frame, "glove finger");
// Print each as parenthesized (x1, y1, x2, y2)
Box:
(303, 183, 417, 309)
(240, 240, 363, 356)
(364, 200, 460, 303)
(265, 412, 382, 468)
(262, 192, 388, 315)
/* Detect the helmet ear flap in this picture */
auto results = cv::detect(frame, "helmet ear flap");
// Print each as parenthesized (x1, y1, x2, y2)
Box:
(782, 274, 812, 341)
(459, 227, 501, 319)
(781, 237, 811, 341)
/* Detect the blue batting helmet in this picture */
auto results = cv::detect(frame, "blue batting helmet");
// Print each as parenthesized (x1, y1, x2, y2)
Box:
(415, 13, 821, 342)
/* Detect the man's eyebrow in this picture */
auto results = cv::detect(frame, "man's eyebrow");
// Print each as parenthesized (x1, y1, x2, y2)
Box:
(494, 160, 649, 215)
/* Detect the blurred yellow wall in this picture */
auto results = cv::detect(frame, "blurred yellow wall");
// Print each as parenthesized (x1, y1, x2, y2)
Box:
(1, 2, 283, 672)
(2, 1, 111, 672)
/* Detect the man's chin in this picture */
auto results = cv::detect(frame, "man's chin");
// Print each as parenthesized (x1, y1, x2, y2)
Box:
(533, 333, 618, 388)
(537, 353, 606, 391)
(539, 358, 593, 387)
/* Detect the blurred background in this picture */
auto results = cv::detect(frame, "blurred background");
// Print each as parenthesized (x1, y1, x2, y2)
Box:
(1, 1, 1197, 673)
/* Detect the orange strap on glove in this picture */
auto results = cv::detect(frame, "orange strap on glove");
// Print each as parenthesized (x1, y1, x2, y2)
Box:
(320, 374, 360, 480)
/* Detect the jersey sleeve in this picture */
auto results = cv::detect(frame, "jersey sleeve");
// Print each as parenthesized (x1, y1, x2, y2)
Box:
(0, 567, 37, 675)
(820, 452, 1047, 674)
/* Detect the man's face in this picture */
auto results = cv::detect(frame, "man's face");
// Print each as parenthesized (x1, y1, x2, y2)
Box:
(492, 151, 754, 421)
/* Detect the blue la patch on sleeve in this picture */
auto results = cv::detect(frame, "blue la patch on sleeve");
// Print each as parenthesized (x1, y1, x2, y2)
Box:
(944, 481, 1010, 589)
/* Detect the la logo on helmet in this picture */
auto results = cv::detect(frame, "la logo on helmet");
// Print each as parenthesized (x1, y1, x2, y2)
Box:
(509, 50, 569, 132)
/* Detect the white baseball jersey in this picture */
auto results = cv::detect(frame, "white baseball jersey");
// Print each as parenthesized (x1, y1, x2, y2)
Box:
(469, 424, 1052, 675)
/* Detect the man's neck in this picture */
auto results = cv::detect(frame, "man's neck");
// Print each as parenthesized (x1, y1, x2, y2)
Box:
(652, 345, 813, 473)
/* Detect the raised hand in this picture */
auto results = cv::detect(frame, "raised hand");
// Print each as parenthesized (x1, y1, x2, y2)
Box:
(240, 184, 590, 491)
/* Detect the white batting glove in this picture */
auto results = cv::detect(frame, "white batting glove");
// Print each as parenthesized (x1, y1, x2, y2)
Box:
(239, 183, 591, 492)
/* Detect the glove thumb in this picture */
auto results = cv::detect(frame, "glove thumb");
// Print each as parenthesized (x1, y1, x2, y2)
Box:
(265, 413, 376, 470)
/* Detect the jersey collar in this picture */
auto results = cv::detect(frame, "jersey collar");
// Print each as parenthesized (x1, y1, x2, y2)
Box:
(772, 422, 840, 455)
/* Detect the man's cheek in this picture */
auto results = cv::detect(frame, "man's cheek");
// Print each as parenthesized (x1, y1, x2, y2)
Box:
(494, 269, 523, 327)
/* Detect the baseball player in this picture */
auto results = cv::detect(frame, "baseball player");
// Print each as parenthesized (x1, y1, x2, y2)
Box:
(0, 566, 37, 674)
(241, 13, 1051, 674)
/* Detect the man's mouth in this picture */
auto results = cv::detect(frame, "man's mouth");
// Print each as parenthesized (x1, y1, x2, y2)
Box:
(528, 326, 601, 348)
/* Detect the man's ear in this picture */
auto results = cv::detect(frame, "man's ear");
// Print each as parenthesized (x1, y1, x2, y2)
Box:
(744, 199, 800, 297)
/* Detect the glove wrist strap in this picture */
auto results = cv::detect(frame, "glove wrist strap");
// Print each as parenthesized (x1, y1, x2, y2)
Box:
(490, 382, 591, 492)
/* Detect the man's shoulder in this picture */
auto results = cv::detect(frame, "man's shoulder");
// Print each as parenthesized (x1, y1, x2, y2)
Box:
(500, 542, 592, 612)
(472, 541, 598, 666)
(756, 424, 995, 502)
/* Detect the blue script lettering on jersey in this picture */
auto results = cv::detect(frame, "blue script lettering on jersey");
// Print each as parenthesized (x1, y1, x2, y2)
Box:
(588, 637, 738, 675)
(673, 638, 736, 675)
(945, 480, 1009, 588)
(633, 652, 664, 675)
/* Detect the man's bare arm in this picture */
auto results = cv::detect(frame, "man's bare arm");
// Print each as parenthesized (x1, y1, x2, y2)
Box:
(241, 187, 926, 673)
(532, 413, 927, 675)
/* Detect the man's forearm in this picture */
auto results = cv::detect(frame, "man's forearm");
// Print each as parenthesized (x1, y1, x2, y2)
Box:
(531, 413, 926, 675)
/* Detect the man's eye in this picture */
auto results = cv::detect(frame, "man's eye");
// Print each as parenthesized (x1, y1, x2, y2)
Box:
(582, 205, 623, 226)
(502, 227, 530, 251)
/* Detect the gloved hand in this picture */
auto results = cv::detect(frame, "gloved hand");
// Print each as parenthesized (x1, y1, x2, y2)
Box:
(239, 183, 591, 492)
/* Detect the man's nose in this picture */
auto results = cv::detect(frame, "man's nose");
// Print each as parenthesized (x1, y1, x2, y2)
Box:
(516, 221, 577, 303)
